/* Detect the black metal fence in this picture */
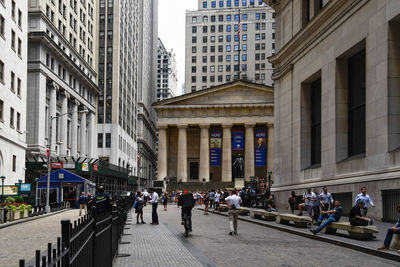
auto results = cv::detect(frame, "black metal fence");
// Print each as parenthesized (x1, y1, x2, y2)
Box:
(19, 197, 134, 267)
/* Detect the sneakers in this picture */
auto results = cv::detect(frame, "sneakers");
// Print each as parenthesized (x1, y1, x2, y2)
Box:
(141, 221, 146, 224)
(234, 232, 237, 235)
(309, 229, 316, 235)
(229, 232, 233, 235)
(377, 245, 389, 250)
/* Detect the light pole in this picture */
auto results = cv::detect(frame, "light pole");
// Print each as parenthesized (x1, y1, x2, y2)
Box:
(35, 177, 39, 206)
(1, 176, 5, 203)
(267, 171, 272, 197)
(18, 179, 22, 195)
(45, 109, 88, 213)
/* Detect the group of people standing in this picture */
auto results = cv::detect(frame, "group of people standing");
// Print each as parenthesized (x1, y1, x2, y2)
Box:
(133, 189, 160, 225)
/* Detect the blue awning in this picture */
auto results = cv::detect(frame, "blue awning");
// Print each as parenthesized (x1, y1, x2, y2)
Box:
(38, 169, 88, 184)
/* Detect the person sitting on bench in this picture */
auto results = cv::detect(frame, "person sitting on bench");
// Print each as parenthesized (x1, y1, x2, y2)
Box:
(310, 200, 343, 235)
(265, 195, 278, 212)
(349, 200, 373, 226)
(378, 205, 400, 252)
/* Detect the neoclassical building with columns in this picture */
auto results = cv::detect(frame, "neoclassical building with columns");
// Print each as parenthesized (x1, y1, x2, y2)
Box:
(154, 80, 274, 186)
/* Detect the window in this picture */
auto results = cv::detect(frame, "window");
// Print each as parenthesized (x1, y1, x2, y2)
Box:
(203, 1, 207, 8)
(234, 35, 239, 41)
(211, 25, 215, 32)
(10, 72, 15, 92)
(218, 65, 223, 72)
(218, 55, 223, 62)
(12, 155, 16, 172)
(242, 54, 247, 61)
(234, 14, 239, 21)
(226, 55, 231, 62)
(11, 1, 15, 20)
(202, 56, 207, 63)
(227, 0, 232, 7)
(98, 133, 103, 147)
(226, 45, 231, 51)
(210, 66, 215, 72)
(203, 16, 208, 22)
(202, 46, 207, 53)
(243, 24, 247, 31)
(218, 25, 223, 32)
(203, 36, 207, 43)
(348, 50, 366, 156)
(192, 26, 197, 33)
(210, 46, 215, 52)
(202, 66, 207, 72)
(203, 26, 208, 33)
(234, 44, 239, 51)
(192, 56, 197, 63)
(218, 45, 223, 52)
(192, 46, 197, 53)
(18, 9, 22, 28)
(105, 133, 111, 148)
(17, 38, 21, 56)
(210, 56, 215, 62)
(242, 34, 247, 41)
(219, 15, 224, 22)
(242, 44, 247, 51)
(211, 16, 216, 22)
(219, 1, 224, 7)
(0, 61, 3, 83)
(0, 15, 4, 37)
(256, 23, 260, 30)
(11, 30, 15, 50)
(210, 76, 215, 82)
(226, 65, 231, 72)
(242, 64, 247, 71)
(192, 36, 197, 43)
(16, 112, 20, 131)
(242, 14, 247, 21)
(226, 75, 231, 81)
(192, 16, 197, 23)
(191, 76, 196, 83)
(211, 1, 216, 8)
(10, 107, 14, 128)
(234, 55, 239, 61)
(0, 100, 3, 121)
(234, 0, 239, 6)
(218, 35, 223, 42)
(226, 14, 231, 21)
(202, 76, 207, 82)
(192, 66, 196, 73)
(242, 0, 247, 6)
(311, 78, 321, 165)
(255, 34, 260, 40)
(256, 13, 260, 20)
(226, 35, 231, 42)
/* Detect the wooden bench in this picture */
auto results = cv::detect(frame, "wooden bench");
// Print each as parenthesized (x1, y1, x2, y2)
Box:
(238, 207, 250, 215)
(275, 214, 312, 228)
(251, 209, 278, 221)
(321, 221, 379, 240)
(219, 204, 228, 212)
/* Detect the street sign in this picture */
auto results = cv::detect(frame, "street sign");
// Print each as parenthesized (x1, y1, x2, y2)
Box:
(20, 184, 31, 192)
(64, 163, 75, 169)
(2, 186, 18, 196)
(50, 162, 63, 169)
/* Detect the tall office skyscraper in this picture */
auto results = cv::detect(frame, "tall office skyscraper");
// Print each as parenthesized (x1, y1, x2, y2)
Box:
(0, 0, 28, 184)
(27, 0, 98, 161)
(157, 38, 178, 101)
(137, 0, 158, 183)
(96, 0, 158, 181)
(185, 0, 275, 93)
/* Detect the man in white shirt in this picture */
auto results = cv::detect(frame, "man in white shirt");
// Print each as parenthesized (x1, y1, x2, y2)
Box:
(225, 190, 242, 235)
(297, 188, 317, 223)
(150, 188, 159, 225)
(215, 189, 221, 213)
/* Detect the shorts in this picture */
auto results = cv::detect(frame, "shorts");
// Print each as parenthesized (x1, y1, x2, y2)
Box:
(305, 205, 313, 214)
(215, 201, 220, 207)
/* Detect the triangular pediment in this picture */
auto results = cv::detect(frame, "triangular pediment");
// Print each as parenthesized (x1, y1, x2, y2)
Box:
(153, 80, 274, 107)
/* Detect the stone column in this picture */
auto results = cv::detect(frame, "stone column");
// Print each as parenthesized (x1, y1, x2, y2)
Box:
(267, 124, 274, 175)
(71, 100, 78, 156)
(157, 125, 168, 181)
(199, 124, 210, 182)
(49, 83, 57, 153)
(60, 91, 69, 156)
(80, 108, 87, 156)
(88, 111, 96, 158)
(245, 123, 255, 182)
(177, 124, 188, 182)
(221, 124, 232, 182)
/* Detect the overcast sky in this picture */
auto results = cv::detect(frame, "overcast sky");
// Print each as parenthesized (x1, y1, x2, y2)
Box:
(158, 0, 198, 95)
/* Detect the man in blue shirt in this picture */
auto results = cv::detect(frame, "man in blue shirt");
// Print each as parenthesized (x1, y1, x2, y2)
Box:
(354, 186, 375, 216)
(310, 200, 343, 235)
(78, 192, 88, 216)
(378, 205, 400, 252)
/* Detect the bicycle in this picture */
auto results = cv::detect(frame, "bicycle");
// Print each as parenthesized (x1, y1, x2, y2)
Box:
(182, 209, 192, 237)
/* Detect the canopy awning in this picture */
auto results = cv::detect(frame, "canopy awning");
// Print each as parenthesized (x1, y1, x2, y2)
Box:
(38, 169, 94, 186)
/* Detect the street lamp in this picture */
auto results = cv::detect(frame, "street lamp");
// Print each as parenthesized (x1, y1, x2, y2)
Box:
(35, 177, 39, 206)
(267, 171, 272, 197)
(45, 109, 88, 213)
(18, 179, 22, 195)
(1, 176, 5, 203)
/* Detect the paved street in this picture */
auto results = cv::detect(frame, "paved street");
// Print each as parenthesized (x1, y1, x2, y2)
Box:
(114, 205, 398, 267)
(0, 209, 81, 267)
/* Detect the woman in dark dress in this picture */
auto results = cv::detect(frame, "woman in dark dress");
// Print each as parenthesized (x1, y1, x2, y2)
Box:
(135, 192, 145, 224)
(288, 191, 296, 214)
(162, 192, 169, 211)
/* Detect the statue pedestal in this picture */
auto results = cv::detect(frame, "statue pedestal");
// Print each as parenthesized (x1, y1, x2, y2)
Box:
(235, 178, 245, 190)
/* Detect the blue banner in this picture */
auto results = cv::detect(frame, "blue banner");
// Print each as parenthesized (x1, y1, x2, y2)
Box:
(210, 130, 222, 166)
(232, 131, 244, 150)
(255, 130, 266, 166)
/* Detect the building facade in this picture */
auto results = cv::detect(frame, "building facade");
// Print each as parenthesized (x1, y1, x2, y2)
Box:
(96, 0, 140, 173)
(185, 0, 275, 93)
(0, 0, 28, 184)
(267, 0, 400, 221)
(157, 38, 177, 101)
(137, 0, 158, 185)
(27, 0, 98, 161)
(154, 80, 274, 190)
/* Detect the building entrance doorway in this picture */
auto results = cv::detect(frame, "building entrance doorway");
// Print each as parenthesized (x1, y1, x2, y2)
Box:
(189, 162, 199, 180)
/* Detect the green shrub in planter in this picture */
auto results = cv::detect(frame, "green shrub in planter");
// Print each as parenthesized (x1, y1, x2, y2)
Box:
(14, 196, 24, 203)
(5, 197, 15, 204)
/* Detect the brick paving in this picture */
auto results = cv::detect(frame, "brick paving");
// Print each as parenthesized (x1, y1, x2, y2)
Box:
(0, 209, 81, 267)
(115, 205, 398, 266)
(113, 207, 207, 267)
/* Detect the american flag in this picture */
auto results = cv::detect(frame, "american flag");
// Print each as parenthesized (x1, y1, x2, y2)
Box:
(237, 21, 241, 38)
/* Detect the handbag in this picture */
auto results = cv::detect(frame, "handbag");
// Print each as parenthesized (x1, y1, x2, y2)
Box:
(133, 201, 137, 209)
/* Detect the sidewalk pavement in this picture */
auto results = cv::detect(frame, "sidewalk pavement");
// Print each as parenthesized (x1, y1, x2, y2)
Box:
(200, 206, 400, 262)
(113, 209, 217, 267)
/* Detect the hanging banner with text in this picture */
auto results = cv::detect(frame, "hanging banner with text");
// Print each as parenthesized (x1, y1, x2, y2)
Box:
(210, 130, 222, 166)
(232, 131, 244, 150)
(255, 130, 267, 166)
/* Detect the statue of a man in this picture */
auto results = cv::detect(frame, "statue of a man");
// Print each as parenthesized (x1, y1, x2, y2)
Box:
(232, 155, 245, 178)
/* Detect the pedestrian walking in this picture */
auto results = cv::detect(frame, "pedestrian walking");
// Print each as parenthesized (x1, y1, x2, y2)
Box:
(215, 189, 221, 213)
(134, 192, 145, 224)
(209, 189, 215, 210)
(171, 191, 176, 203)
(162, 192, 169, 211)
(78, 192, 88, 216)
(354, 187, 375, 216)
(288, 191, 296, 214)
(203, 191, 210, 215)
(150, 188, 159, 225)
(319, 186, 334, 212)
(225, 190, 242, 235)
(87, 193, 93, 214)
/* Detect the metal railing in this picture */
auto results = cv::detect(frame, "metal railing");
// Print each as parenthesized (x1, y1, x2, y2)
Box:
(19, 197, 134, 267)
